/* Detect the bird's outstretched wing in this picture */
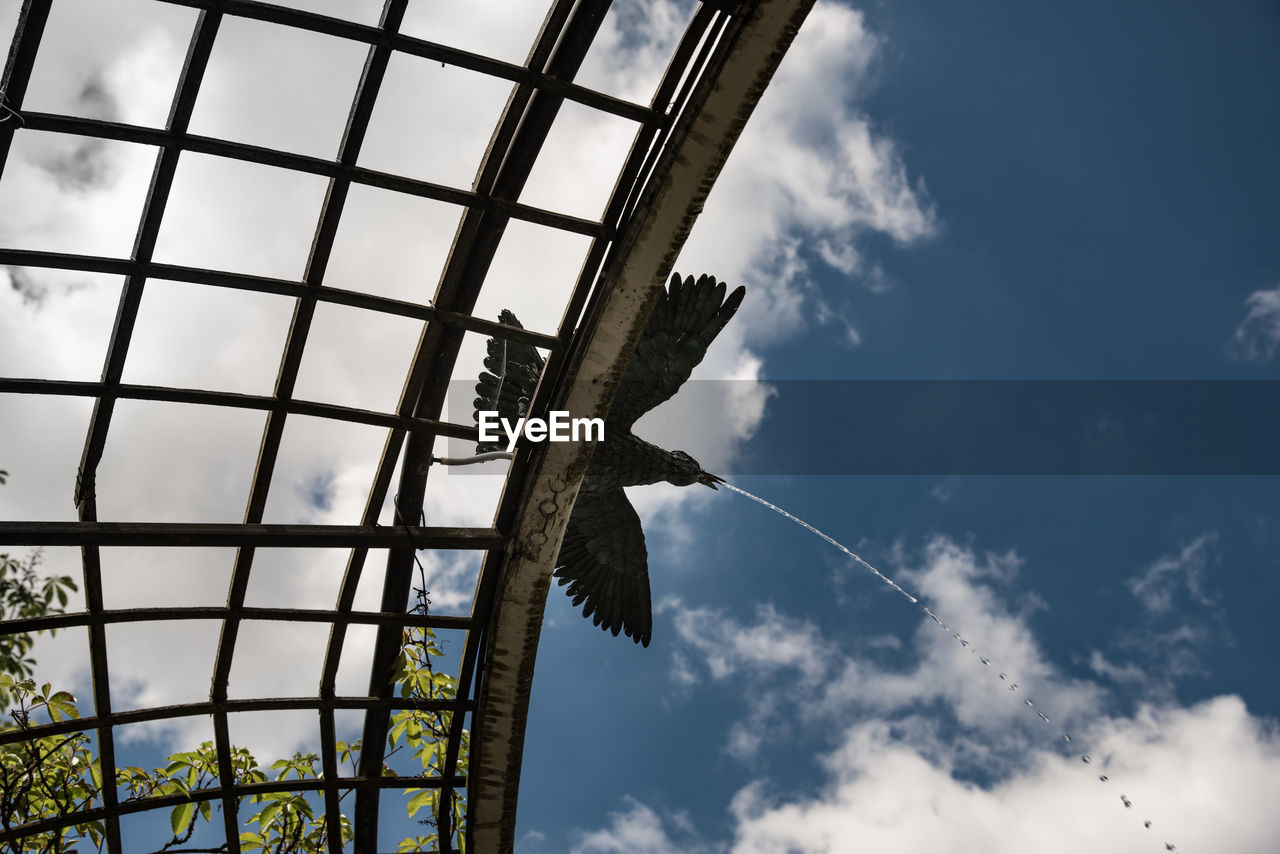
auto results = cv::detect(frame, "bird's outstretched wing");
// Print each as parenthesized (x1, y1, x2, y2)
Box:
(608, 273, 745, 428)
(554, 487, 652, 646)
(474, 310, 546, 453)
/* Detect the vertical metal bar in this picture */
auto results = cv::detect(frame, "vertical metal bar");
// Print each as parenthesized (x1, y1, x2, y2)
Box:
(351, 2, 616, 848)
(204, 3, 411, 851)
(58, 6, 224, 852)
(452, 5, 723, 840)
(0, 0, 52, 180)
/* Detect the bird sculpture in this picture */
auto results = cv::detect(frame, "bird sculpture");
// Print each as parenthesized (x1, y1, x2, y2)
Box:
(474, 273, 745, 646)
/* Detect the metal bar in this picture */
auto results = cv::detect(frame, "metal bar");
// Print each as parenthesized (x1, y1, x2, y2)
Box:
(467, 3, 819, 850)
(616, 6, 728, 228)
(0, 0, 52, 181)
(1, 607, 473, 636)
(0, 696, 476, 749)
(441, 7, 731, 832)
(346, 1, 616, 847)
(12, 112, 611, 238)
(0, 522, 504, 549)
(203, 2, 412, 842)
(59, 9, 226, 851)
(148, 0, 661, 127)
(447, 7, 724, 841)
(0, 774, 467, 848)
(0, 378, 484, 442)
(0, 248, 565, 350)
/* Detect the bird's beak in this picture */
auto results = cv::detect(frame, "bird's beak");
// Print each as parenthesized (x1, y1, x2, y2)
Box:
(697, 470, 724, 490)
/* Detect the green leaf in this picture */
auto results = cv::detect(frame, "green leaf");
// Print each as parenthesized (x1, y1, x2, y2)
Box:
(406, 788, 434, 818)
(170, 801, 195, 836)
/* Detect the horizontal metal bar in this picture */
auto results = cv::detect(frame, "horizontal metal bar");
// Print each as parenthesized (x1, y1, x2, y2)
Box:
(0, 522, 505, 549)
(0, 606, 473, 636)
(151, 0, 659, 126)
(0, 249, 564, 351)
(0, 377, 485, 441)
(0, 773, 466, 846)
(16, 112, 608, 238)
(0, 695, 476, 748)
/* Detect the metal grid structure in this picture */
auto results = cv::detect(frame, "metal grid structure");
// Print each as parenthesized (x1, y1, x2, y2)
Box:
(0, 0, 813, 851)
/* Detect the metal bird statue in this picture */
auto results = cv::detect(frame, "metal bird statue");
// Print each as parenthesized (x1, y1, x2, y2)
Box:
(474, 273, 745, 646)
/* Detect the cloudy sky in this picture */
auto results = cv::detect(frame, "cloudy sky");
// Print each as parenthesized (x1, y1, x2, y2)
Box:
(3, 0, 1280, 852)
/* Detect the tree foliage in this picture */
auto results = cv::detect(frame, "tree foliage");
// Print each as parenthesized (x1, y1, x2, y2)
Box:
(1, 468, 468, 851)
(0, 551, 77, 709)
(0, 626, 467, 853)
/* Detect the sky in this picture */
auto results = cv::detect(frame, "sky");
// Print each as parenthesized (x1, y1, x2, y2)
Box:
(3, 1, 1280, 852)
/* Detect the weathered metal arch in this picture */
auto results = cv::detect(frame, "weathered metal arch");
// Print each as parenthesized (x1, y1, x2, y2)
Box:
(465, 1, 816, 849)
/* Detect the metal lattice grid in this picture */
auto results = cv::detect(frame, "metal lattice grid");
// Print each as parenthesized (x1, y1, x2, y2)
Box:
(0, 0, 813, 851)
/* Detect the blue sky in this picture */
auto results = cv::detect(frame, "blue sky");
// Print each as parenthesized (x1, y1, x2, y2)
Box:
(512, 2, 1280, 852)
(4, 1, 1280, 852)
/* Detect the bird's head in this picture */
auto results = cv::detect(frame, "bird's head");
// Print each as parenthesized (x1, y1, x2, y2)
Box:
(669, 450, 724, 490)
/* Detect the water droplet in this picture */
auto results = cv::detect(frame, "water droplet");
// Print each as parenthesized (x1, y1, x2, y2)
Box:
(1082, 755, 1092, 764)
(1099, 775, 1109, 782)
(980, 657, 991, 666)
(1121, 795, 1132, 808)
(1038, 712, 1051, 724)
(1008, 683, 1019, 692)
(959, 639, 969, 647)
(1144, 821, 1152, 829)
(1165, 843, 1175, 851)
(1061, 734, 1072, 743)
(999, 672, 1007, 680)
(1024, 699, 1034, 707)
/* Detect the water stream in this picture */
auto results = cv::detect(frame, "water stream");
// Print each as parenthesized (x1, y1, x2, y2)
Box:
(722, 480, 1178, 852)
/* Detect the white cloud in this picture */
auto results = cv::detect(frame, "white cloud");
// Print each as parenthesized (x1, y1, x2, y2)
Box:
(579, 534, 1280, 853)
(668, 600, 834, 686)
(570, 798, 717, 854)
(1125, 533, 1217, 616)
(667, 537, 1104, 766)
(676, 2, 936, 350)
(1086, 533, 1228, 701)
(725, 694, 1280, 854)
(1228, 285, 1280, 364)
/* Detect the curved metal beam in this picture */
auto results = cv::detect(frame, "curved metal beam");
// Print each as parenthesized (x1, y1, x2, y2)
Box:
(466, 1, 817, 850)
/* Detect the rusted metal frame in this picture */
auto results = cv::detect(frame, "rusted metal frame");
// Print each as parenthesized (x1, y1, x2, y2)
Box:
(450, 6, 725, 832)
(2, 607, 472, 637)
(0, 522, 502, 549)
(0, 696, 477, 750)
(0, 772, 467, 849)
(0, 0, 51, 179)
(539, 3, 724, 348)
(616, 6, 730, 229)
(52, 9, 225, 852)
(346, 3, 615, 848)
(447, 6, 728, 832)
(0, 378, 483, 442)
(467, 2, 818, 848)
(152, 0, 660, 127)
(330, 0, 571, 837)
(0, 247, 565, 351)
(424, 0, 617, 845)
(311, 6, 585, 722)
(12, 111, 609, 239)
